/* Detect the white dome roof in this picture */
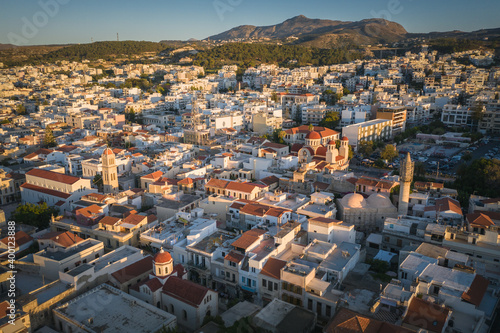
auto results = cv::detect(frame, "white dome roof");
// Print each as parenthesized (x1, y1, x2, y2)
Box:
(366, 193, 393, 208)
(341, 193, 367, 209)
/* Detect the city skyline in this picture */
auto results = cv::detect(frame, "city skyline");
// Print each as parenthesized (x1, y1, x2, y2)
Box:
(1, 0, 499, 46)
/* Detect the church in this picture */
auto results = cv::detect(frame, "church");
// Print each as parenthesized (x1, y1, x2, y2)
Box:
(297, 131, 350, 172)
(129, 248, 219, 331)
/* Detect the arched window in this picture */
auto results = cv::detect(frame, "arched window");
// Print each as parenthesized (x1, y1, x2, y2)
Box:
(183, 310, 187, 320)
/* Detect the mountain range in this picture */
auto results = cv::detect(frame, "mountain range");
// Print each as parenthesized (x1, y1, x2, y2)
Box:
(206, 15, 500, 48)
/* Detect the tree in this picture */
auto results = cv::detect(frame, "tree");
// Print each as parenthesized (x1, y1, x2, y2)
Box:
(342, 87, 350, 96)
(308, 123, 314, 132)
(414, 162, 426, 178)
(380, 144, 398, 162)
(358, 140, 374, 158)
(13, 202, 59, 229)
(471, 103, 485, 132)
(16, 104, 26, 115)
(93, 174, 103, 192)
(43, 127, 57, 147)
(318, 112, 340, 130)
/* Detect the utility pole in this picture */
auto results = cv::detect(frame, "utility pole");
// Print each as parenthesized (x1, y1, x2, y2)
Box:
(436, 161, 439, 181)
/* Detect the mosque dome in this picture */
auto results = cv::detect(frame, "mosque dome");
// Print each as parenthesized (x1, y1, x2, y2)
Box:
(366, 193, 393, 208)
(341, 193, 367, 209)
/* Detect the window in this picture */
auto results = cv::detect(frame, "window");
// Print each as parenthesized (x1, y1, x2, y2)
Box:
(251, 267, 256, 273)
(326, 305, 332, 317)
(242, 277, 245, 283)
(308, 299, 313, 310)
(262, 279, 267, 287)
(183, 310, 187, 320)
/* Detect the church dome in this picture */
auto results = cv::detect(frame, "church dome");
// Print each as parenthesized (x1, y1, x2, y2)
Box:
(366, 193, 393, 208)
(103, 148, 114, 155)
(341, 136, 349, 141)
(154, 248, 172, 264)
(328, 140, 337, 145)
(306, 131, 321, 140)
(341, 193, 367, 209)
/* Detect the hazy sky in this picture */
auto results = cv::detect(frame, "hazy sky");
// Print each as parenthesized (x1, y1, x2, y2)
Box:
(1, 0, 499, 45)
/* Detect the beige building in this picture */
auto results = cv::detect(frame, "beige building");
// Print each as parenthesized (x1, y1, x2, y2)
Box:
(342, 119, 392, 151)
(252, 112, 283, 135)
(377, 106, 407, 135)
(337, 192, 398, 233)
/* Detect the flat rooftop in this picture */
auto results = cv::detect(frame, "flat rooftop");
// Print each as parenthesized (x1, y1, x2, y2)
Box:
(299, 203, 335, 215)
(37, 241, 96, 262)
(55, 284, 176, 333)
(91, 246, 141, 272)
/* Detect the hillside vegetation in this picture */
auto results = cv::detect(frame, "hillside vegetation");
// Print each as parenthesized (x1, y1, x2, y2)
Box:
(192, 43, 364, 69)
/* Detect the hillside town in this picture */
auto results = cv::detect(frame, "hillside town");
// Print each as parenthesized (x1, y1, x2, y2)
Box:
(0, 44, 499, 333)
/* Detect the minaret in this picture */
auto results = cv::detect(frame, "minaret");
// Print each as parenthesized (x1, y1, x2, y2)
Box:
(102, 147, 119, 194)
(398, 152, 414, 216)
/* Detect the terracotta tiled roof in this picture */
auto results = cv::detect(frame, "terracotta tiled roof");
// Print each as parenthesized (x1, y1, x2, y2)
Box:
(38, 231, 83, 247)
(26, 169, 81, 185)
(141, 170, 163, 180)
(424, 197, 462, 215)
(309, 217, 343, 226)
(231, 228, 267, 250)
(178, 177, 194, 185)
(403, 297, 450, 333)
(20, 183, 71, 199)
(111, 256, 154, 284)
(462, 274, 489, 306)
(162, 276, 211, 307)
(76, 204, 103, 218)
(24, 153, 38, 160)
(226, 181, 259, 194)
(205, 178, 229, 189)
(325, 307, 415, 333)
(122, 213, 146, 225)
(466, 212, 494, 228)
(1, 231, 33, 247)
(224, 250, 245, 264)
(258, 175, 279, 186)
(145, 278, 164, 292)
(260, 257, 287, 280)
(100, 216, 121, 226)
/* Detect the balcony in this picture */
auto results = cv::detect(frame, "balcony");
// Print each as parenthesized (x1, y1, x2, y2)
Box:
(187, 260, 208, 270)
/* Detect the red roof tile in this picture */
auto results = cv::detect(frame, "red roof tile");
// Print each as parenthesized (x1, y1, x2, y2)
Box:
(20, 183, 71, 199)
(26, 169, 80, 185)
(403, 297, 450, 333)
(38, 231, 83, 247)
(1, 231, 33, 247)
(162, 276, 211, 307)
(462, 275, 489, 306)
(111, 256, 154, 284)
(260, 257, 287, 280)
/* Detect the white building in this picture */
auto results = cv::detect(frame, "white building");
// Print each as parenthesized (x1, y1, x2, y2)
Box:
(20, 168, 97, 211)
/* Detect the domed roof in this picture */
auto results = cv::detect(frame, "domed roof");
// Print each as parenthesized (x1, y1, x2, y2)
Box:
(154, 248, 172, 264)
(366, 193, 393, 208)
(341, 193, 366, 209)
(341, 136, 349, 141)
(103, 147, 114, 155)
(306, 131, 321, 140)
(328, 140, 337, 145)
